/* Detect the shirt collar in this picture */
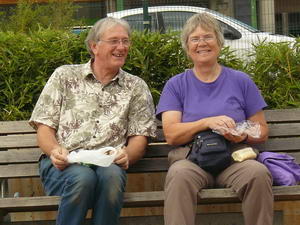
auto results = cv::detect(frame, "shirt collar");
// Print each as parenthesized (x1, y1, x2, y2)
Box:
(82, 60, 125, 87)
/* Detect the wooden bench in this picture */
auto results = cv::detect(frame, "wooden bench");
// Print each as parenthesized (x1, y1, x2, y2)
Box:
(1, 108, 300, 224)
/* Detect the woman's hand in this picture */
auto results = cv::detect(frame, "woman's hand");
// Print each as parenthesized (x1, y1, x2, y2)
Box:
(223, 132, 248, 143)
(205, 115, 236, 131)
(205, 115, 248, 143)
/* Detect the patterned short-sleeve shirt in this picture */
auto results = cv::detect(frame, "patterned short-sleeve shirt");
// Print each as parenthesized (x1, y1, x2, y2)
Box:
(29, 60, 156, 151)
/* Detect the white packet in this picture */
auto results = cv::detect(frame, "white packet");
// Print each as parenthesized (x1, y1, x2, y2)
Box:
(67, 147, 118, 167)
(213, 120, 261, 138)
(235, 120, 261, 138)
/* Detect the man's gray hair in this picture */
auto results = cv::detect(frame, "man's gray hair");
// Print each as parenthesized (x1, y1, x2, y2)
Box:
(181, 13, 224, 53)
(85, 17, 131, 58)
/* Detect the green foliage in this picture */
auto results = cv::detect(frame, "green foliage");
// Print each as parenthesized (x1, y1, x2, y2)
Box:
(219, 46, 244, 71)
(0, 28, 298, 120)
(245, 39, 300, 109)
(124, 31, 191, 103)
(0, 0, 81, 33)
(0, 29, 89, 120)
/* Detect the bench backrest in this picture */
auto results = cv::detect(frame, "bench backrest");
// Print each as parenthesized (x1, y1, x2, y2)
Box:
(0, 108, 300, 180)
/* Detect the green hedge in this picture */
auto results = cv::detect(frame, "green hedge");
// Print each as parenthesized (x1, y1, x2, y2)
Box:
(0, 30, 88, 120)
(245, 40, 300, 108)
(0, 29, 299, 121)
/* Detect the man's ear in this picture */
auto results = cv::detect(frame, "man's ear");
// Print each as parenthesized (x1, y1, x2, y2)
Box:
(90, 41, 97, 54)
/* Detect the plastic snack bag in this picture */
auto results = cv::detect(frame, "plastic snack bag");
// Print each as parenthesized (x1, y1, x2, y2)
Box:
(213, 120, 261, 138)
(67, 147, 118, 167)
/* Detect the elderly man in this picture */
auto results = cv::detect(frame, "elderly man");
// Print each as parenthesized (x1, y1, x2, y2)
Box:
(29, 17, 156, 225)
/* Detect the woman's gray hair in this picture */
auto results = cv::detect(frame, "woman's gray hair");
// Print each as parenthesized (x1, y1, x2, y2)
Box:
(85, 17, 131, 58)
(181, 13, 224, 53)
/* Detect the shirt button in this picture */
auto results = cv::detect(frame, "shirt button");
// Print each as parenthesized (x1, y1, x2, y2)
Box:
(93, 136, 96, 138)
(96, 120, 99, 123)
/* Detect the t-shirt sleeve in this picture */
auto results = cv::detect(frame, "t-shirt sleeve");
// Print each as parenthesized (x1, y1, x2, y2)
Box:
(29, 68, 63, 130)
(156, 77, 183, 120)
(243, 75, 267, 118)
(127, 78, 157, 138)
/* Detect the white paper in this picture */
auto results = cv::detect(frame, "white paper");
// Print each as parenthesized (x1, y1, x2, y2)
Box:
(67, 147, 118, 167)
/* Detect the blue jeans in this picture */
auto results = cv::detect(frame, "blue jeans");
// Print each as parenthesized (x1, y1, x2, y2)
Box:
(39, 157, 127, 225)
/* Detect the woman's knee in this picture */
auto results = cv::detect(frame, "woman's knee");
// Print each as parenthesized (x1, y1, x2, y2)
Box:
(166, 160, 211, 189)
(167, 160, 191, 181)
(245, 160, 272, 180)
(235, 160, 272, 188)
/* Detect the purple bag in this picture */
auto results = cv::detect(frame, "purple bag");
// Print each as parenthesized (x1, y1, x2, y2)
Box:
(258, 152, 300, 186)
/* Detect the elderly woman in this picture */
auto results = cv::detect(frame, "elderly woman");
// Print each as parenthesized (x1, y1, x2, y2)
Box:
(156, 13, 273, 225)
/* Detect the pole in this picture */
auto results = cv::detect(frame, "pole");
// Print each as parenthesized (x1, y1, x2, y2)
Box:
(143, 0, 150, 31)
(116, 0, 124, 11)
(251, 0, 258, 28)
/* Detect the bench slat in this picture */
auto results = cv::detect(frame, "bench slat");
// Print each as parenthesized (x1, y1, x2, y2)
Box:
(0, 158, 170, 178)
(0, 121, 34, 135)
(0, 145, 173, 164)
(1, 186, 300, 213)
(268, 123, 300, 137)
(265, 108, 300, 122)
(1, 134, 300, 153)
(2, 153, 300, 179)
(0, 108, 297, 135)
(255, 137, 300, 151)
(0, 163, 39, 179)
(0, 134, 37, 149)
(0, 149, 41, 164)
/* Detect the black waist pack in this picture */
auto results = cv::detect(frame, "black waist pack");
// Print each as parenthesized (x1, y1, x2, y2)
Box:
(187, 130, 231, 176)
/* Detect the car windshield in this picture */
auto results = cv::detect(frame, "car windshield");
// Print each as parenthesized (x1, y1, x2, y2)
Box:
(205, 8, 260, 33)
(160, 11, 195, 31)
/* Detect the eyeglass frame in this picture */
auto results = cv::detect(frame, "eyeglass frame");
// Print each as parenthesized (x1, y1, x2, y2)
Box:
(189, 36, 215, 44)
(98, 38, 131, 47)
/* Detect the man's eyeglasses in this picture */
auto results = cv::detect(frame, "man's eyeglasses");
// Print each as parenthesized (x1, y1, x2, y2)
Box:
(99, 39, 131, 47)
(189, 36, 215, 44)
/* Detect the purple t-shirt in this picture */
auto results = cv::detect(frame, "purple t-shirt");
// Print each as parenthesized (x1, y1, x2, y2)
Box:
(156, 66, 267, 123)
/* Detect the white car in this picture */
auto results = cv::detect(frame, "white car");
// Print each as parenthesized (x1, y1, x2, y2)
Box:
(107, 5, 295, 57)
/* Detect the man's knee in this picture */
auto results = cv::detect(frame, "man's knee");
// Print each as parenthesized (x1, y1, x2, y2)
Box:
(100, 165, 126, 190)
(67, 166, 98, 191)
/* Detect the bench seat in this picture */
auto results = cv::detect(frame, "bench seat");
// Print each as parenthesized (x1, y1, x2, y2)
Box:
(1, 108, 300, 223)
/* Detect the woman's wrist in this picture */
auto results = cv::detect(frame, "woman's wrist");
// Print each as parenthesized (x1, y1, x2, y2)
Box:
(241, 134, 248, 143)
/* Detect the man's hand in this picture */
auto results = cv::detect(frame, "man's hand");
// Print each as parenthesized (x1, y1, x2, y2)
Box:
(49, 146, 69, 171)
(114, 148, 129, 170)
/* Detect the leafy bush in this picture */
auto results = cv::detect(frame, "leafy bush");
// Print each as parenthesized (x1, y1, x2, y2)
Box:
(124, 31, 189, 103)
(0, 30, 88, 120)
(245, 39, 300, 108)
(0, 28, 298, 120)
